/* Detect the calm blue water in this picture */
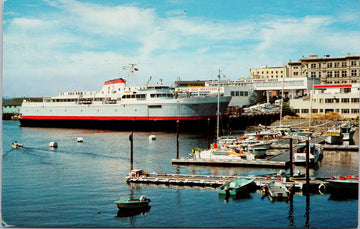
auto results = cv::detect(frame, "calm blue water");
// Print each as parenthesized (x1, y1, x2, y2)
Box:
(1, 121, 358, 228)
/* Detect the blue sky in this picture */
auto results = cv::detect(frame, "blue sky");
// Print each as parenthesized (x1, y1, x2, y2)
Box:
(2, 0, 360, 97)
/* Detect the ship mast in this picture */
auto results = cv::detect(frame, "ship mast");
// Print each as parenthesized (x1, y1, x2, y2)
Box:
(125, 64, 137, 87)
(217, 69, 220, 140)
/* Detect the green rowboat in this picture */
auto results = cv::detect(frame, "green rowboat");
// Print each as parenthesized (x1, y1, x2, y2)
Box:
(218, 178, 254, 196)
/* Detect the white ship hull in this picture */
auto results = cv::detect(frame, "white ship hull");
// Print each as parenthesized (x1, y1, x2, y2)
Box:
(19, 77, 231, 131)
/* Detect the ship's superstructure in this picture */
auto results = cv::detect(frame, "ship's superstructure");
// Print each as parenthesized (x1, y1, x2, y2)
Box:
(19, 70, 231, 130)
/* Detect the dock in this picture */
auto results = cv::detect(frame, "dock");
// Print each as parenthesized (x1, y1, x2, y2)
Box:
(171, 157, 288, 168)
(126, 172, 330, 192)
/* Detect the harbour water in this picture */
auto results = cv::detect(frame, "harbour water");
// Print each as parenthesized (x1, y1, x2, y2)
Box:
(1, 120, 358, 228)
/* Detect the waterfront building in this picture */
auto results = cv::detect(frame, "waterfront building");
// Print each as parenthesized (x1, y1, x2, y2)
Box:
(174, 80, 253, 107)
(2, 97, 42, 120)
(249, 65, 288, 79)
(252, 77, 319, 102)
(288, 54, 360, 84)
(290, 84, 360, 119)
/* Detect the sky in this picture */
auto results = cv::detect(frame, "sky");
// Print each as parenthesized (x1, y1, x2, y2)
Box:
(2, 0, 360, 97)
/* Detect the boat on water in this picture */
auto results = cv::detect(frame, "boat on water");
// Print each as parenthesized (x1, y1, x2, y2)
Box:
(339, 123, 355, 141)
(325, 126, 343, 144)
(293, 143, 323, 166)
(327, 176, 359, 194)
(192, 148, 246, 160)
(216, 136, 270, 158)
(11, 141, 23, 149)
(19, 65, 231, 131)
(114, 195, 151, 210)
(265, 181, 289, 199)
(218, 178, 254, 196)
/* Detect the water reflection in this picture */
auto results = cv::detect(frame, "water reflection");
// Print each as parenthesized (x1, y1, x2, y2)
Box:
(288, 197, 295, 228)
(115, 206, 151, 218)
(219, 192, 252, 204)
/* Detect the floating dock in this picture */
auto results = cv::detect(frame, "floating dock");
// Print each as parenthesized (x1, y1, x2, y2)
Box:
(171, 157, 289, 168)
(126, 172, 330, 192)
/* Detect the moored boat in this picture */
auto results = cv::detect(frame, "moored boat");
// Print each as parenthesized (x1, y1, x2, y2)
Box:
(218, 178, 254, 196)
(327, 176, 359, 194)
(339, 123, 355, 141)
(293, 143, 323, 165)
(265, 181, 289, 199)
(114, 195, 151, 210)
(325, 126, 343, 144)
(19, 65, 231, 131)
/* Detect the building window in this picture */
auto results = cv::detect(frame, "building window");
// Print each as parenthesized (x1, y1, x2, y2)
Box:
(351, 70, 357, 76)
(334, 62, 340, 68)
(351, 109, 359, 114)
(319, 99, 323, 103)
(342, 62, 347, 67)
(351, 61, 357, 66)
(351, 98, 359, 103)
(341, 98, 349, 103)
(343, 88, 351, 93)
(294, 72, 299, 76)
(312, 109, 318, 113)
(342, 71, 347, 77)
(301, 109, 309, 114)
(325, 98, 333, 103)
(311, 72, 316, 78)
(334, 71, 340, 78)
(327, 71, 333, 78)
(342, 109, 350, 114)
(311, 63, 316, 68)
(327, 63, 333, 68)
(319, 109, 323, 113)
(293, 109, 300, 113)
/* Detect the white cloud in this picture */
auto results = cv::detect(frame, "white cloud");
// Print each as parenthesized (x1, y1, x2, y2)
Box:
(3, 0, 360, 97)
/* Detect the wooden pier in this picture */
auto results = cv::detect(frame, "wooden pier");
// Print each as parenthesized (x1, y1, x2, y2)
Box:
(171, 157, 289, 168)
(126, 172, 329, 192)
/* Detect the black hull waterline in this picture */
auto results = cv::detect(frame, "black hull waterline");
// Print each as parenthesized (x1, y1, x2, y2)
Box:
(19, 118, 219, 132)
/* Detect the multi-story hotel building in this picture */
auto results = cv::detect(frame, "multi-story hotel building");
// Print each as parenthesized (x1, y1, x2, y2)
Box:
(288, 54, 360, 84)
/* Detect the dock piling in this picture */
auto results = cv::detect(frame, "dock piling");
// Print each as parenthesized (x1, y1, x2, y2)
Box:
(305, 139, 310, 194)
(289, 138, 293, 177)
(129, 131, 134, 170)
(176, 120, 180, 159)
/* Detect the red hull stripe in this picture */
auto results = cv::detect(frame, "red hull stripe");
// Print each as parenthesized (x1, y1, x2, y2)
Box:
(103, 79, 126, 85)
(314, 84, 352, 89)
(19, 115, 214, 121)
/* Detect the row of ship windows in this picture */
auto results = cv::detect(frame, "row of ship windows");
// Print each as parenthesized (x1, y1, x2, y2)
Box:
(293, 109, 359, 114)
(45, 93, 173, 102)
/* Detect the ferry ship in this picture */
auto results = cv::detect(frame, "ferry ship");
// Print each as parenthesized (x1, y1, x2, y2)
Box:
(19, 69, 231, 131)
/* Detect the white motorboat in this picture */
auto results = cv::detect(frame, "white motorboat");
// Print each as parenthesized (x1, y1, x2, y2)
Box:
(293, 143, 323, 165)
(11, 141, 23, 149)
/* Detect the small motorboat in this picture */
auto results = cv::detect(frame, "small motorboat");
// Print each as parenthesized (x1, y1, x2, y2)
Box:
(218, 178, 254, 196)
(265, 181, 289, 199)
(327, 176, 359, 194)
(114, 195, 151, 210)
(11, 141, 23, 149)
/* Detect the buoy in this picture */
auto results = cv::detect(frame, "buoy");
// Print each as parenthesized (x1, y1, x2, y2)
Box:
(77, 137, 84, 143)
(49, 141, 58, 148)
(97, 211, 101, 214)
(148, 135, 156, 140)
